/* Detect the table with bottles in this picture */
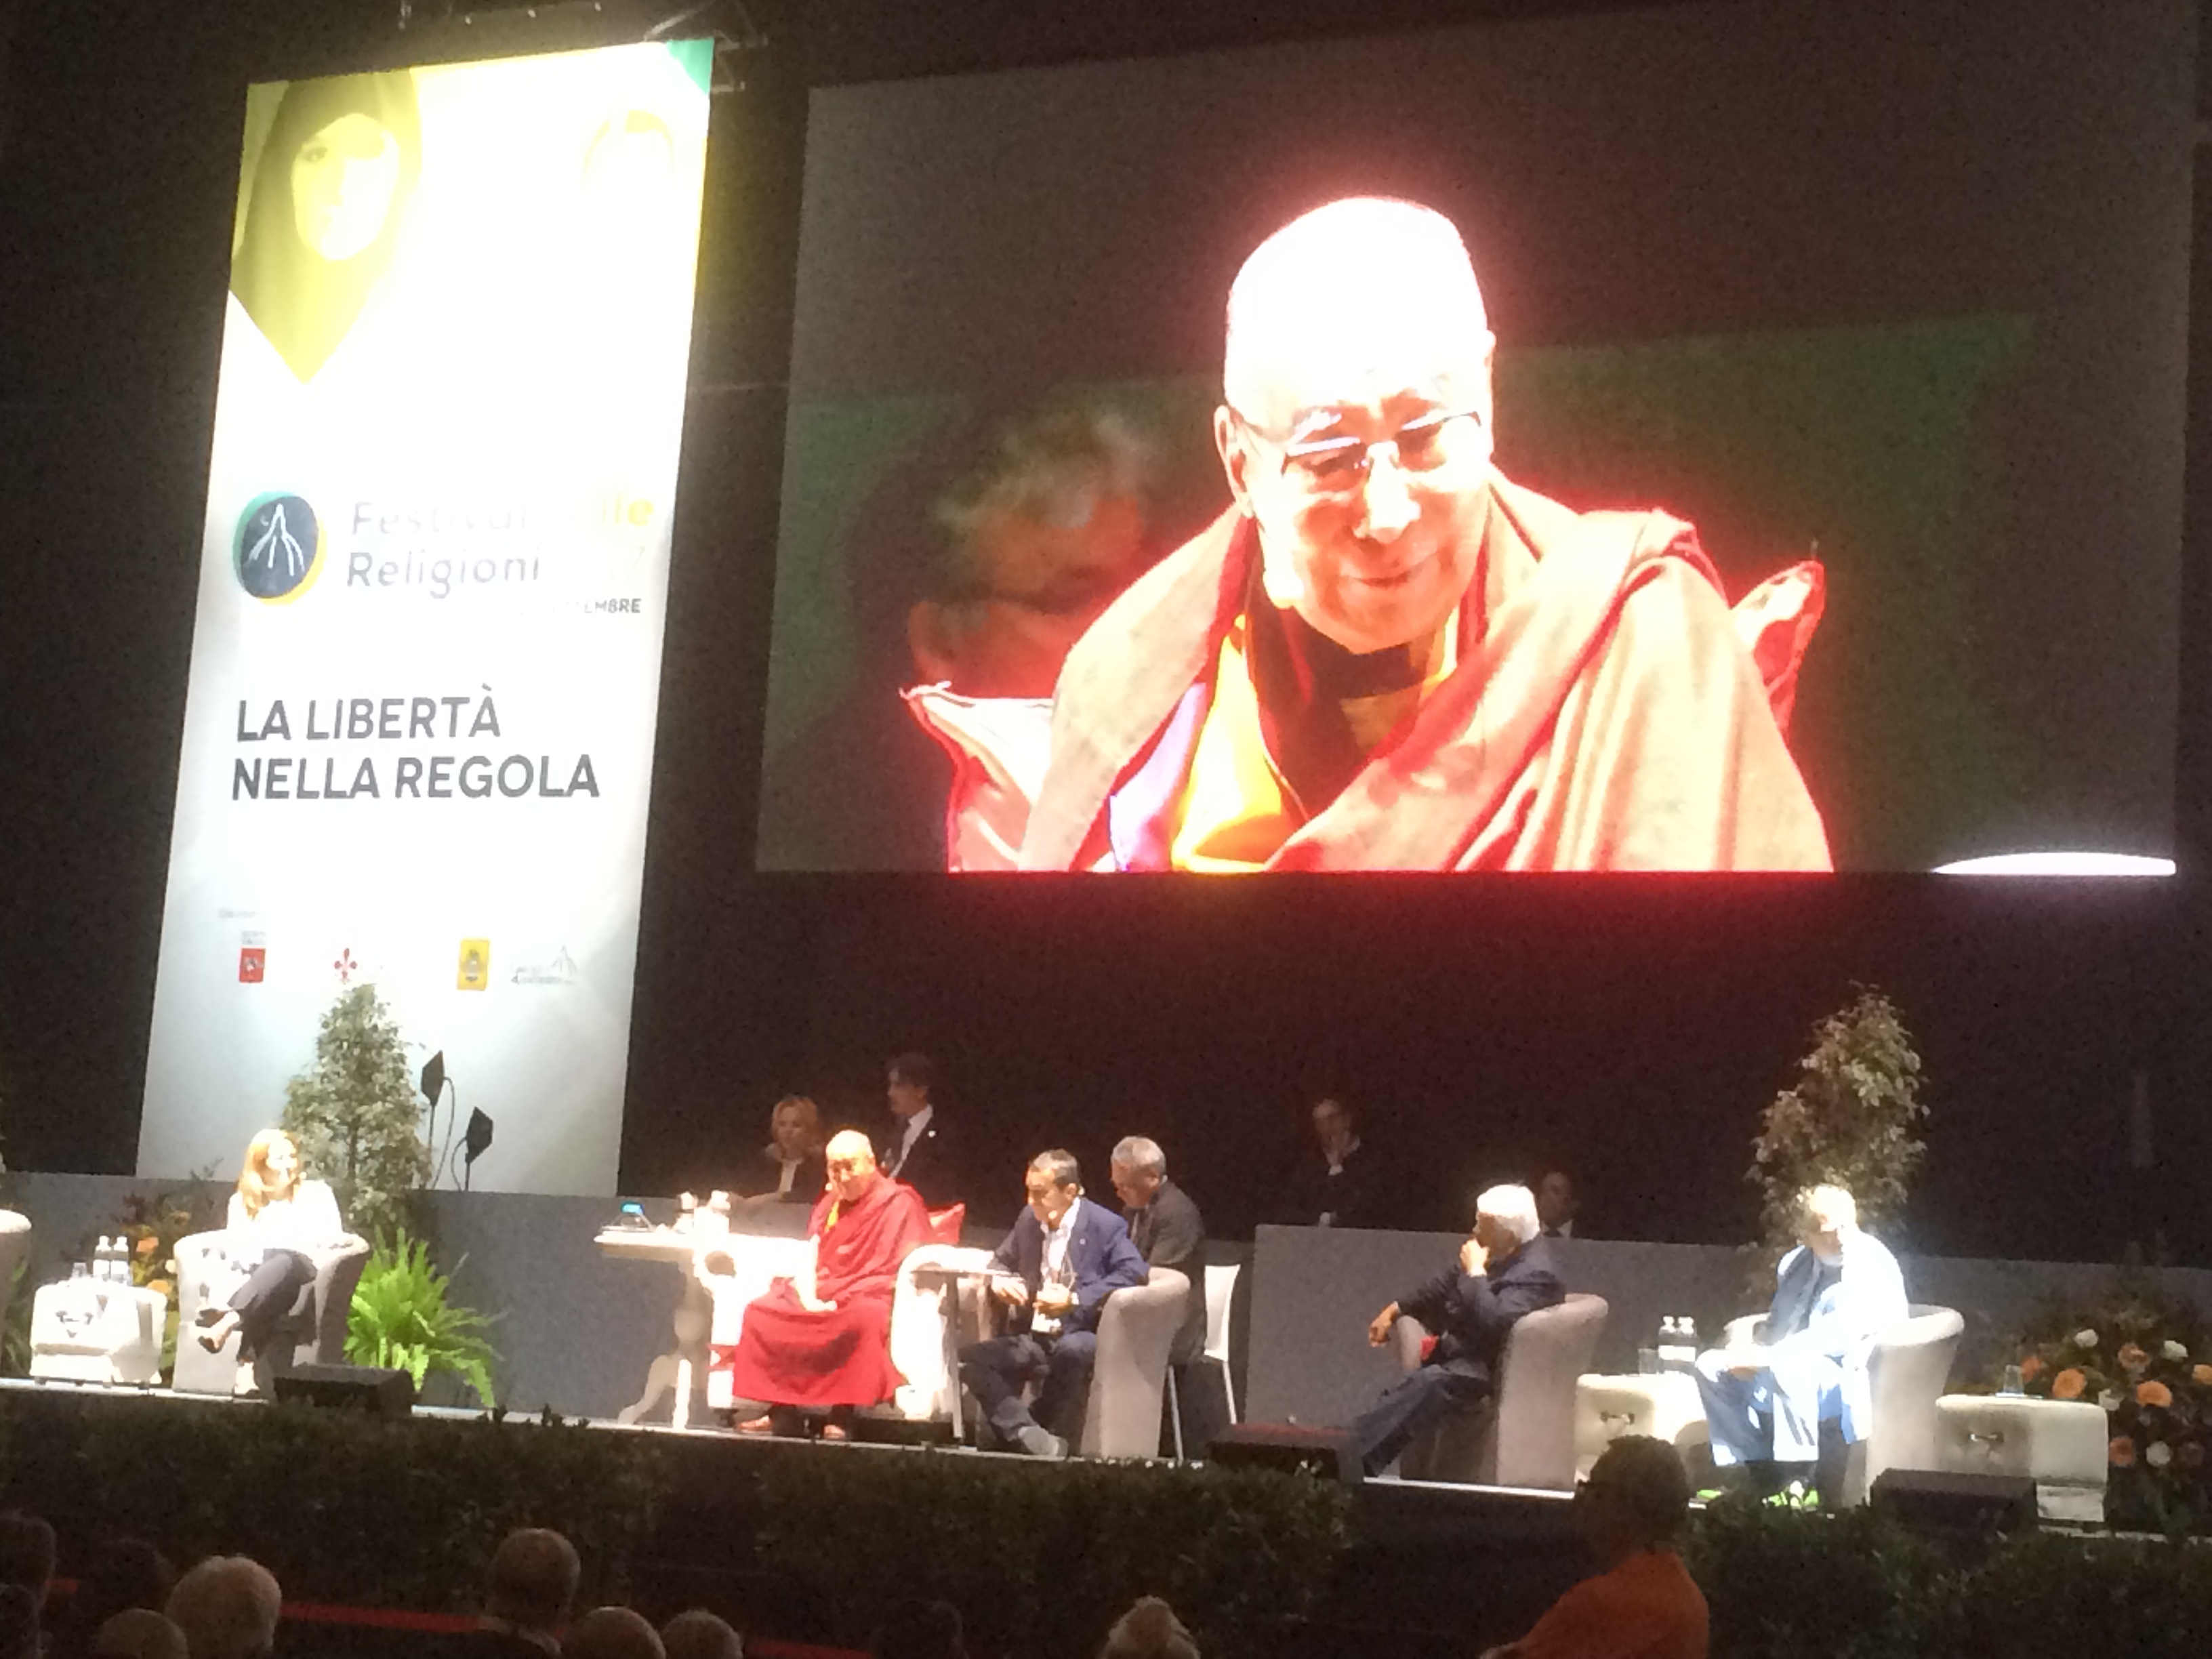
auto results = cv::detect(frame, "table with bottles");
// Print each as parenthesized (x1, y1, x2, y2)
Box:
(28, 1237, 167, 1386)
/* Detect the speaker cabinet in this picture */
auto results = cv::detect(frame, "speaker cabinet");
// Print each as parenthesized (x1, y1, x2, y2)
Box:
(1207, 1423, 1361, 1483)
(271, 1363, 415, 1418)
(1870, 1468, 2036, 1532)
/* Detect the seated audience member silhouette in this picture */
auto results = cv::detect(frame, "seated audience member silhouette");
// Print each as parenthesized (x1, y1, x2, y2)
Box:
(1479, 1436, 1708, 1659)
(59, 1538, 176, 1659)
(197, 1128, 348, 1393)
(1099, 1598, 1199, 1659)
(1281, 1097, 1384, 1228)
(959, 1149, 1149, 1458)
(869, 1601, 966, 1659)
(454, 1528, 580, 1659)
(165, 1558, 281, 1659)
(1345, 1183, 1565, 1476)
(563, 1610, 663, 1659)
(881, 1053, 961, 1207)
(0, 1513, 54, 1610)
(659, 1612, 741, 1659)
(720, 1130, 931, 1438)
(1694, 1183, 1906, 1500)
(1535, 1170, 1581, 1239)
(1014, 195, 1828, 873)
(744, 1095, 827, 1205)
(0, 1586, 39, 1659)
(87, 1612, 188, 1659)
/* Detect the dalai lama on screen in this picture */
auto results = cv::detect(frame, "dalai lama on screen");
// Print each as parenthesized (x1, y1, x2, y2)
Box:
(722, 1129, 930, 1437)
(1013, 197, 1830, 872)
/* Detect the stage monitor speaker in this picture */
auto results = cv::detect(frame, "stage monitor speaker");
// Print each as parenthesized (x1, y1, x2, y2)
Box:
(1207, 1423, 1361, 1483)
(849, 1410, 954, 1448)
(1870, 1469, 2036, 1532)
(272, 1363, 415, 1418)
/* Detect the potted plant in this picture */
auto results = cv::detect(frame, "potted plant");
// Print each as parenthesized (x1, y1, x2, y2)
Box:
(281, 983, 432, 1244)
(346, 1227, 498, 1408)
(1744, 985, 1928, 1290)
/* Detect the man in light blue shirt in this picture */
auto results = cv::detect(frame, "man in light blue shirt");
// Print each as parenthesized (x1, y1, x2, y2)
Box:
(1694, 1184, 1908, 1497)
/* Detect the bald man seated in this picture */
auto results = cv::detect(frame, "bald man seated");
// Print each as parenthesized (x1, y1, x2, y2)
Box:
(716, 1130, 933, 1437)
(1016, 195, 1828, 872)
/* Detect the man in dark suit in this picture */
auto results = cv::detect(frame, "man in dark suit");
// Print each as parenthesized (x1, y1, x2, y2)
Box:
(958, 1148, 1149, 1457)
(1281, 1096, 1386, 1228)
(1109, 1135, 1206, 1367)
(1343, 1183, 1565, 1476)
(882, 1051, 961, 1207)
(1112, 1134, 1228, 1456)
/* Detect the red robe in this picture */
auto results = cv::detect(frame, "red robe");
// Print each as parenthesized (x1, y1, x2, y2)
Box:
(720, 1176, 930, 1408)
(1017, 476, 1830, 872)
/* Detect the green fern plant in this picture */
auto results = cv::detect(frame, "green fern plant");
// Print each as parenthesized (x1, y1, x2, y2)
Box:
(346, 1229, 497, 1407)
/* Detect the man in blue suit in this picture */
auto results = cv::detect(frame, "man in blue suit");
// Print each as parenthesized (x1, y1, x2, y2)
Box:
(1694, 1183, 1908, 1500)
(958, 1148, 1149, 1457)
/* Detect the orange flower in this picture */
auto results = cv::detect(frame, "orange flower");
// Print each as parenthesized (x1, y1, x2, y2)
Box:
(2018, 1355, 2046, 1383)
(146, 1279, 172, 1298)
(2110, 1437, 2137, 1467)
(2137, 1381, 2174, 1410)
(134, 1235, 158, 1256)
(2118, 1343, 2150, 1375)
(2052, 1368, 2088, 1400)
(2195, 1364, 2212, 1387)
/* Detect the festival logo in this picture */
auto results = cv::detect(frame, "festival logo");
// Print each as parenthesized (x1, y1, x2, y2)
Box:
(456, 937, 491, 990)
(237, 947, 265, 983)
(234, 493, 325, 602)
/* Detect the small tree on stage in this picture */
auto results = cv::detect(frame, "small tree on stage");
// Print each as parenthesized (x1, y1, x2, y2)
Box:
(1749, 985, 1928, 1264)
(283, 983, 431, 1242)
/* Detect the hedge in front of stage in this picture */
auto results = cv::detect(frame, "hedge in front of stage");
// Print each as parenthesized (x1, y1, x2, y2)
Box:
(0, 1393, 1349, 1659)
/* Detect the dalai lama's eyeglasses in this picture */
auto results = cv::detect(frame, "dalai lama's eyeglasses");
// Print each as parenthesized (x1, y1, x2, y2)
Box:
(1229, 403, 1487, 500)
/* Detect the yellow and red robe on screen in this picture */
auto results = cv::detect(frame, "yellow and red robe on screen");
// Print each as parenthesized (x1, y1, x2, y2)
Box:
(1012, 474, 1830, 872)
(720, 1175, 932, 1408)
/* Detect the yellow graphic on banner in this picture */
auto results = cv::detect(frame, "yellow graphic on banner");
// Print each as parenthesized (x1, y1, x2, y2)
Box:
(457, 939, 491, 990)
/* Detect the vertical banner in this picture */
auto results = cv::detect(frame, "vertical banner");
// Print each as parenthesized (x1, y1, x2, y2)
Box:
(138, 41, 712, 1194)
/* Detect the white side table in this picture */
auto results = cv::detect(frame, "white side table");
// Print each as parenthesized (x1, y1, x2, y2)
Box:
(1575, 1371, 1710, 1480)
(29, 1280, 166, 1385)
(1934, 1392, 2109, 1522)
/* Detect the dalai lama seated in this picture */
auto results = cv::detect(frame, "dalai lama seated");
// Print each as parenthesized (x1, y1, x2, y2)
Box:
(722, 1130, 930, 1438)
(1012, 196, 1828, 873)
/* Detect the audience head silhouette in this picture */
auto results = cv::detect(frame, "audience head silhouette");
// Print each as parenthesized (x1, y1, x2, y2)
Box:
(164, 1557, 281, 1659)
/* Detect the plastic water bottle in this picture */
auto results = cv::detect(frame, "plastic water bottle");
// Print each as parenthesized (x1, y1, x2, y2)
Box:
(2002, 1364, 2024, 1396)
(91, 1237, 112, 1282)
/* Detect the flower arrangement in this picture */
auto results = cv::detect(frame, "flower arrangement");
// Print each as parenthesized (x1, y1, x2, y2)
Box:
(2003, 1272, 2211, 1533)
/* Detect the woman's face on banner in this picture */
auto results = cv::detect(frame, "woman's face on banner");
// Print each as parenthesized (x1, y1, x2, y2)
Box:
(291, 112, 402, 261)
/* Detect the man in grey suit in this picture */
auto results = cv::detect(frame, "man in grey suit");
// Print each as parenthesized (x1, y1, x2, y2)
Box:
(1112, 1134, 1226, 1456)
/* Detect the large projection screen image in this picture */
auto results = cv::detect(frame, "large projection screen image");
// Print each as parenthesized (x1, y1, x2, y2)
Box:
(756, 0, 2190, 874)
(139, 41, 711, 1193)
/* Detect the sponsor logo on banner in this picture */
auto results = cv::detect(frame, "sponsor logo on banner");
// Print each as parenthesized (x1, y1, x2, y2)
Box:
(457, 939, 491, 990)
(510, 946, 578, 987)
(238, 947, 265, 983)
(234, 493, 324, 602)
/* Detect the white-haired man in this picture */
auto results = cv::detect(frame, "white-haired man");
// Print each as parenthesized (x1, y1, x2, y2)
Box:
(1345, 1183, 1565, 1477)
(1017, 194, 1827, 873)
(1109, 1136, 1207, 1367)
(1694, 1183, 1908, 1500)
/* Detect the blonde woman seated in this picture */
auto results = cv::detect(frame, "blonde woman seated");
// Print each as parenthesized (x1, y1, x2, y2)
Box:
(194, 1130, 346, 1385)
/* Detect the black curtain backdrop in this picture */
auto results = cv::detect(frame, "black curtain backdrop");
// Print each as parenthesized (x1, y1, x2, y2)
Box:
(1, 0, 2209, 1263)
